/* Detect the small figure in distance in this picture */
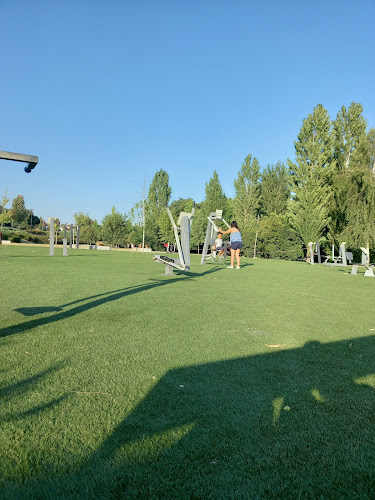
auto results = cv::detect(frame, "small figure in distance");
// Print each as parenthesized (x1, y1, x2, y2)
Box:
(218, 221, 242, 269)
(213, 233, 226, 262)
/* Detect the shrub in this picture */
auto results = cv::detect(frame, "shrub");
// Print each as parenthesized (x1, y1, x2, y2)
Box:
(2, 233, 9, 240)
(11, 235, 22, 243)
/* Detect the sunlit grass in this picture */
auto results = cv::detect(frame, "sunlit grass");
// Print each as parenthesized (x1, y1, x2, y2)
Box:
(1, 245, 375, 498)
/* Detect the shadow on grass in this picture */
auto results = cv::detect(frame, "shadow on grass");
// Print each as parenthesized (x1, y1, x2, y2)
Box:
(1, 360, 70, 422)
(2, 266, 222, 339)
(73, 335, 375, 498)
(3, 337, 375, 498)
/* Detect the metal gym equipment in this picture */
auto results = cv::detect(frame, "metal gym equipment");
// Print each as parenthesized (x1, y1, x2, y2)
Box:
(321, 242, 353, 267)
(351, 248, 374, 277)
(201, 210, 230, 264)
(153, 205, 195, 275)
(48, 219, 81, 257)
(0, 150, 38, 172)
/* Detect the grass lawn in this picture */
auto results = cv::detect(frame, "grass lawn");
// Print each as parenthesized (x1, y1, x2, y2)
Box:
(1, 245, 375, 499)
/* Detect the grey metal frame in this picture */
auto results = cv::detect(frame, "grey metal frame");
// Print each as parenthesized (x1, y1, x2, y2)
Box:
(0, 150, 38, 173)
(201, 210, 230, 264)
(154, 205, 195, 274)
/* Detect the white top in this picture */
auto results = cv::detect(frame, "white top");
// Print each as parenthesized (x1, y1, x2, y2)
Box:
(215, 238, 223, 248)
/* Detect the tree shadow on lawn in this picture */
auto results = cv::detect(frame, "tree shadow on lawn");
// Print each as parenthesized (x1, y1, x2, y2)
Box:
(69, 335, 375, 499)
(1, 266, 223, 339)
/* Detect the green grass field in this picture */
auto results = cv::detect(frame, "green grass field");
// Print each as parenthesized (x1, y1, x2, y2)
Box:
(1, 245, 375, 499)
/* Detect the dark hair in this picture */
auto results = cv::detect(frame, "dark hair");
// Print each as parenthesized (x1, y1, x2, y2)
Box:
(231, 221, 240, 230)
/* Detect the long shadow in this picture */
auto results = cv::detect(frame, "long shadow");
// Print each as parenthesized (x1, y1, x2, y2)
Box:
(1, 360, 69, 422)
(2, 266, 222, 339)
(72, 335, 375, 498)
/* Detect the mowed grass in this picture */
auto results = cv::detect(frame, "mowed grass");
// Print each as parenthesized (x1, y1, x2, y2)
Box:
(1, 245, 375, 499)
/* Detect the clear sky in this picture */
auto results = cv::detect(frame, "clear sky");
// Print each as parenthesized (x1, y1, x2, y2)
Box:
(1, 0, 374, 224)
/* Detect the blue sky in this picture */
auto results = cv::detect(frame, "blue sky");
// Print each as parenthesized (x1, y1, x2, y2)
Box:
(1, 0, 374, 224)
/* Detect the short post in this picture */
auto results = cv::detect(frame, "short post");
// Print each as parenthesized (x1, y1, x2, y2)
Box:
(76, 225, 80, 249)
(164, 264, 174, 275)
(340, 242, 347, 266)
(308, 242, 314, 265)
(62, 224, 68, 257)
(48, 217, 54, 256)
(315, 242, 321, 264)
(69, 225, 73, 249)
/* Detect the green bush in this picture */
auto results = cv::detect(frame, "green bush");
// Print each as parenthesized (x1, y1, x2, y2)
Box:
(2, 233, 9, 240)
(11, 235, 22, 243)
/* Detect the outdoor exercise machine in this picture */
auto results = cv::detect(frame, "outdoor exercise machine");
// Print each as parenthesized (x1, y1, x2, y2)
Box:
(201, 210, 230, 264)
(153, 205, 195, 275)
(351, 247, 374, 277)
(321, 242, 353, 267)
(0, 150, 38, 173)
(48, 219, 81, 256)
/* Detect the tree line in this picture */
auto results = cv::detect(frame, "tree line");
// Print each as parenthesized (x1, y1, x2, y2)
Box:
(140, 102, 375, 260)
(2, 102, 374, 258)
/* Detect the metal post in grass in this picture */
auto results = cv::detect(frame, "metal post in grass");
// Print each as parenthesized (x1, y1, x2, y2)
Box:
(340, 242, 347, 266)
(76, 225, 80, 249)
(62, 224, 68, 257)
(48, 217, 54, 256)
(308, 242, 314, 265)
(316, 242, 321, 264)
(69, 225, 73, 249)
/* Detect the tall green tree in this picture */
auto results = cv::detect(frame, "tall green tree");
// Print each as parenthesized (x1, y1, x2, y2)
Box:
(233, 154, 261, 224)
(232, 155, 261, 255)
(191, 171, 227, 250)
(1, 191, 10, 239)
(288, 104, 333, 252)
(202, 170, 227, 215)
(333, 102, 367, 170)
(10, 195, 28, 227)
(330, 105, 371, 242)
(74, 212, 100, 244)
(260, 162, 290, 216)
(146, 169, 172, 249)
(340, 167, 375, 249)
(102, 207, 130, 248)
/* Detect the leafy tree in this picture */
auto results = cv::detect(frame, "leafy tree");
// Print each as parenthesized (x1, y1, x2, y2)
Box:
(288, 178, 331, 248)
(10, 195, 28, 227)
(288, 104, 333, 255)
(232, 155, 261, 255)
(330, 106, 372, 242)
(191, 171, 227, 250)
(333, 102, 367, 170)
(146, 169, 172, 249)
(190, 202, 206, 251)
(102, 207, 130, 248)
(0, 191, 10, 239)
(202, 171, 227, 215)
(340, 167, 375, 249)
(260, 162, 290, 216)
(74, 212, 92, 226)
(257, 213, 303, 260)
(73, 212, 100, 245)
(233, 155, 261, 224)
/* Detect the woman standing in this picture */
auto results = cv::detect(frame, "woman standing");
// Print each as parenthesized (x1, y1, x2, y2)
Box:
(218, 221, 242, 269)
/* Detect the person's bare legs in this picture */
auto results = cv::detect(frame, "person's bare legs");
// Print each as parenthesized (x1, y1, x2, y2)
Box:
(236, 249, 241, 268)
(229, 249, 235, 267)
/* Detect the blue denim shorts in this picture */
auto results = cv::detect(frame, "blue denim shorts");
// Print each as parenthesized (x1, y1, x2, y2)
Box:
(230, 242, 243, 250)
